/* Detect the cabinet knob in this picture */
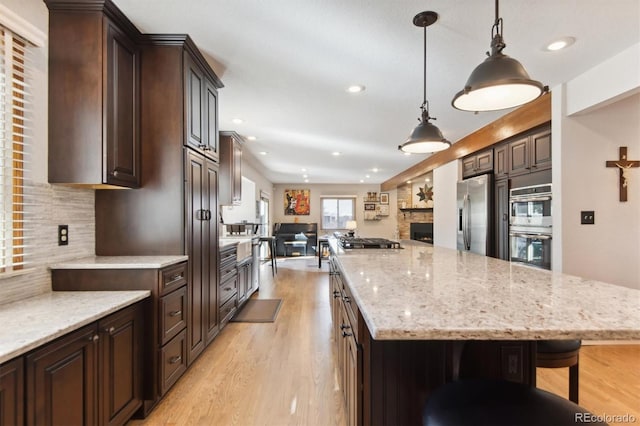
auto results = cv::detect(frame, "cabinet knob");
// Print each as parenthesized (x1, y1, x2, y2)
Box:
(169, 355, 182, 364)
(198, 143, 206, 149)
(169, 310, 182, 317)
(343, 296, 351, 303)
(112, 170, 120, 177)
(104, 326, 115, 335)
(340, 324, 351, 330)
(342, 331, 353, 338)
(90, 334, 99, 343)
(333, 290, 340, 298)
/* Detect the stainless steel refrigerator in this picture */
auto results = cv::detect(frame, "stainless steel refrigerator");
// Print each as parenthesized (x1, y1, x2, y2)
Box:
(457, 174, 493, 255)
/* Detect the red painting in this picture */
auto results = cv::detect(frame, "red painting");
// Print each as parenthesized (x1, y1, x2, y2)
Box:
(284, 189, 310, 215)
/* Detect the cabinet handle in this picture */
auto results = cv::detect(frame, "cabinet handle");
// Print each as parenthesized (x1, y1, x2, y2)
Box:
(333, 290, 340, 298)
(343, 296, 351, 303)
(104, 326, 116, 335)
(224, 287, 232, 291)
(342, 331, 353, 338)
(169, 355, 182, 364)
(531, 164, 538, 168)
(198, 143, 206, 149)
(112, 170, 120, 177)
(169, 273, 183, 282)
(90, 334, 99, 343)
(340, 324, 351, 330)
(196, 209, 203, 220)
(169, 310, 182, 317)
(206, 210, 212, 221)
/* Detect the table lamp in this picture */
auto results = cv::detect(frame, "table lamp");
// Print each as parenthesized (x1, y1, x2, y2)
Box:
(345, 220, 357, 237)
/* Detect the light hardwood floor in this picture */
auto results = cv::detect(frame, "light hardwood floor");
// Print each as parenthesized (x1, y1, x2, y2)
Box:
(130, 257, 639, 426)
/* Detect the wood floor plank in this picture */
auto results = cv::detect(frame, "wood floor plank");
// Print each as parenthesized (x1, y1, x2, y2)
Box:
(130, 258, 639, 426)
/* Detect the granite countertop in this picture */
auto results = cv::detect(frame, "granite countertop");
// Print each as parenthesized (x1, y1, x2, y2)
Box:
(219, 235, 258, 248)
(332, 240, 640, 341)
(0, 291, 150, 364)
(49, 255, 188, 269)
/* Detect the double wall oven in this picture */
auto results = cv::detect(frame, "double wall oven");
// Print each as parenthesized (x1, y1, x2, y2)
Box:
(509, 184, 552, 270)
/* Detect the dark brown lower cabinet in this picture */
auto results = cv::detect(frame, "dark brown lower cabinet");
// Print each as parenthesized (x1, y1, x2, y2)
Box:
(25, 303, 143, 426)
(0, 357, 24, 426)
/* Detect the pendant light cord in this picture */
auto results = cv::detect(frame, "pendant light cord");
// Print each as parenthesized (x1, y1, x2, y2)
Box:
(490, 0, 505, 54)
(422, 24, 427, 108)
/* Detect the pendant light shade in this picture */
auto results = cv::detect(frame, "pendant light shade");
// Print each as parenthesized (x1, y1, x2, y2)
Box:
(399, 11, 451, 155)
(452, 0, 546, 112)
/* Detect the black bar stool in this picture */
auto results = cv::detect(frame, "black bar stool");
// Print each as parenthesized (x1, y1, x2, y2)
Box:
(423, 379, 608, 426)
(258, 236, 277, 276)
(537, 339, 581, 403)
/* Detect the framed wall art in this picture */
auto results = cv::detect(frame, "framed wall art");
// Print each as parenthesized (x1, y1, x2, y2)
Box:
(364, 203, 376, 211)
(284, 189, 310, 215)
(379, 192, 389, 204)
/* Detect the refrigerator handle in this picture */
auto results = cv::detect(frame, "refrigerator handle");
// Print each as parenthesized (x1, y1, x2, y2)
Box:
(465, 194, 471, 250)
(463, 194, 471, 250)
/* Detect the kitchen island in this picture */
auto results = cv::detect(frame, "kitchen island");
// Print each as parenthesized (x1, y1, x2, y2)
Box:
(329, 240, 640, 425)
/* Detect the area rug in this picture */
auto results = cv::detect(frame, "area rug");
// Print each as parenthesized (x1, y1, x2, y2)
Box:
(231, 299, 283, 323)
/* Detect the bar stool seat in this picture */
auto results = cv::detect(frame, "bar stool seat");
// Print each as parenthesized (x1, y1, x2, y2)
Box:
(423, 379, 607, 426)
(258, 236, 277, 276)
(537, 339, 581, 403)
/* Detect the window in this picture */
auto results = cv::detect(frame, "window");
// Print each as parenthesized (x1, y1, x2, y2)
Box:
(321, 197, 355, 230)
(0, 25, 31, 273)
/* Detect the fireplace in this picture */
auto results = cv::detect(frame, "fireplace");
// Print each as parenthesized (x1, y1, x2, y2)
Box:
(410, 223, 433, 244)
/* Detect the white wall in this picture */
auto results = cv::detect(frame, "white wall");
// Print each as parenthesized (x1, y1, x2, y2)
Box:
(433, 160, 459, 249)
(559, 93, 640, 289)
(272, 184, 398, 239)
(221, 177, 257, 224)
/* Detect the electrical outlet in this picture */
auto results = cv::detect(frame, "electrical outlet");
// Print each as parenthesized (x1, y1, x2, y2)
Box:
(581, 211, 595, 225)
(58, 225, 69, 246)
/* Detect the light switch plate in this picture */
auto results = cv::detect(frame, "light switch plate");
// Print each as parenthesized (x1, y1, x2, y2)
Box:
(581, 211, 595, 225)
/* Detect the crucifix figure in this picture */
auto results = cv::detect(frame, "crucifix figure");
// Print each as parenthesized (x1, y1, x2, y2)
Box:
(606, 147, 639, 201)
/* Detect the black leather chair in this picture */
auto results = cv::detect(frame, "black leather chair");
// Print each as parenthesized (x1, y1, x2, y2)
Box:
(537, 339, 581, 403)
(423, 379, 607, 426)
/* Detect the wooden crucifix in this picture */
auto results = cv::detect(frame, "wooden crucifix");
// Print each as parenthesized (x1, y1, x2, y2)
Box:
(606, 147, 639, 201)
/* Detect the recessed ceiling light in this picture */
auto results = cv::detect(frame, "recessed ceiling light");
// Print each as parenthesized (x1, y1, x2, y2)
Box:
(332, 151, 341, 156)
(404, 152, 411, 156)
(304, 179, 309, 183)
(259, 151, 268, 155)
(247, 136, 257, 141)
(301, 168, 307, 172)
(359, 179, 364, 183)
(544, 36, 576, 51)
(232, 118, 243, 124)
(407, 180, 412, 184)
(346, 85, 365, 93)
(303, 174, 308, 178)
(425, 177, 430, 182)
(365, 175, 370, 178)
(372, 168, 379, 173)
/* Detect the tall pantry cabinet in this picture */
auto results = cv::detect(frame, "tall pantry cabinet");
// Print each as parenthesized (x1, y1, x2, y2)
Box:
(95, 35, 224, 365)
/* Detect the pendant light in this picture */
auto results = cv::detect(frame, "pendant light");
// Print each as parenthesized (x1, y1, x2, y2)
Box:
(451, 0, 546, 112)
(399, 11, 450, 154)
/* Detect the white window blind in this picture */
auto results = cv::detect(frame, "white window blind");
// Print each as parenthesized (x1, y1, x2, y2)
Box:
(0, 25, 32, 273)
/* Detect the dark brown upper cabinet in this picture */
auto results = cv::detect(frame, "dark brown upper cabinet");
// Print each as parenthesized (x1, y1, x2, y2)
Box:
(508, 128, 552, 177)
(46, 0, 141, 188)
(219, 131, 244, 206)
(462, 149, 494, 179)
(185, 54, 219, 162)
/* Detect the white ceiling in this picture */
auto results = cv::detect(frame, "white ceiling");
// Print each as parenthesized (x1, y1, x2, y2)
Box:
(113, 0, 640, 184)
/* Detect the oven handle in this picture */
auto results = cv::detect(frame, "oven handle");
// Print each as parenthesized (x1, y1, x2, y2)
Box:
(509, 196, 551, 203)
(509, 233, 551, 240)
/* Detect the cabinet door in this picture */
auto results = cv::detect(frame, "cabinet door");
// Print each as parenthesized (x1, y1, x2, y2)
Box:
(476, 149, 494, 174)
(185, 150, 206, 364)
(508, 137, 530, 177)
(494, 179, 510, 260)
(0, 357, 23, 426)
(205, 159, 220, 344)
(26, 324, 98, 426)
(185, 54, 205, 152)
(99, 304, 143, 426)
(204, 79, 219, 162)
(494, 144, 508, 179)
(530, 130, 552, 171)
(461, 156, 477, 179)
(232, 139, 242, 204)
(237, 263, 248, 304)
(104, 19, 140, 188)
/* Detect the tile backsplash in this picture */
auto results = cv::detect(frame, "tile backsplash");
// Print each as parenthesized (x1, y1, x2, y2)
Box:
(0, 182, 94, 306)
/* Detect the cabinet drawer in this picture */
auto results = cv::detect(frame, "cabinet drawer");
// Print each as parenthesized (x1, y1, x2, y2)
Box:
(220, 247, 237, 265)
(220, 263, 237, 284)
(219, 275, 238, 305)
(159, 286, 187, 345)
(219, 296, 237, 326)
(160, 330, 187, 396)
(160, 262, 187, 296)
